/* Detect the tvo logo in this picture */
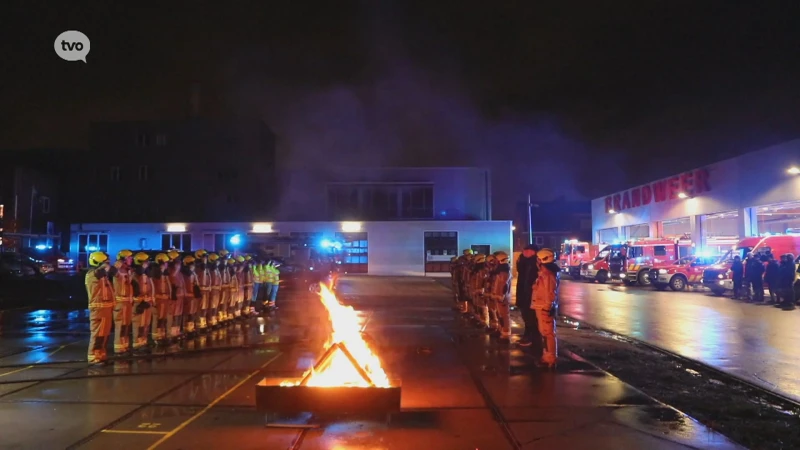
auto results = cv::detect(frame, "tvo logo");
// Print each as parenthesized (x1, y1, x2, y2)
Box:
(54, 30, 90, 63)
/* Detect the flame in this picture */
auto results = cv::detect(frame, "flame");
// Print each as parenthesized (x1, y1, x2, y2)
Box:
(303, 284, 391, 388)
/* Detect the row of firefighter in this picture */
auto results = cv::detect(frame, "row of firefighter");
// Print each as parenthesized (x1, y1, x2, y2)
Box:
(84, 248, 283, 364)
(561, 234, 800, 299)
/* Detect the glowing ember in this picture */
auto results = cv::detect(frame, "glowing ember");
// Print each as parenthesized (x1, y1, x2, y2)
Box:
(301, 284, 391, 388)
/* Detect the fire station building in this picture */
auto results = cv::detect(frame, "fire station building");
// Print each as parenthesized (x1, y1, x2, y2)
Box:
(68, 220, 512, 277)
(592, 139, 800, 254)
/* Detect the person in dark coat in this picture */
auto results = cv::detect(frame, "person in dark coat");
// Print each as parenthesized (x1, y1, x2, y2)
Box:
(515, 244, 539, 348)
(731, 256, 744, 300)
(778, 254, 796, 310)
(764, 254, 780, 304)
(749, 255, 765, 302)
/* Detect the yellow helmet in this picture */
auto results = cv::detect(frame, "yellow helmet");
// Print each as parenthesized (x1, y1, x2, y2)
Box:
(485, 254, 497, 264)
(244, 255, 252, 261)
(155, 253, 170, 264)
(463, 249, 474, 256)
(235, 255, 245, 263)
(89, 251, 109, 267)
(167, 250, 181, 261)
(493, 251, 510, 265)
(219, 249, 230, 257)
(117, 249, 133, 260)
(183, 255, 196, 265)
(133, 252, 150, 265)
(474, 254, 486, 264)
(537, 248, 555, 264)
(208, 253, 219, 262)
(194, 249, 208, 259)
(226, 258, 235, 266)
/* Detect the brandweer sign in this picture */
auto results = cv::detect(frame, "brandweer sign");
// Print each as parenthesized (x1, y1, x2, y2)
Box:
(605, 168, 710, 214)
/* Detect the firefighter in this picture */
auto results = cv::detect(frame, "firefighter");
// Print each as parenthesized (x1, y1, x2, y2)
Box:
(109, 249, 134, 354)
(244, 255, 256, 315)
(454, 255, 469, 313)
(532, 248, 560, 368)
(167, 250, 185, 339)
(151, 253, 171, 343)
(227, 259, 240, 319)
(219, 256, 232, 323)
(515, 244, 540, 348)
(208, 253, 222, 327)
(487, 251, 512, 342)
(470, 254, 487, 325)
(194, 250, 211, 332)
(130, 252, 155, 352)
(449, 256, 460, 310)
(460, 254, 474, 315)
(86, 251, 114, 363)
(181, 256, 201, 334)
(268, 260, 282, 308)
(483, 254, 498, 331)
(235, 255, 247, 318)
(731, 256, 744, 300)
(251, 257, 262, 312)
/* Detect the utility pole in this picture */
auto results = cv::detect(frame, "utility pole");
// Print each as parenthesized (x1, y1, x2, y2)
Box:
(527, 194, 533, 245)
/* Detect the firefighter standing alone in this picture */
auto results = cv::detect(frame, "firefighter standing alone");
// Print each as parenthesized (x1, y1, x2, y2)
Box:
(532, 248, 560, 368)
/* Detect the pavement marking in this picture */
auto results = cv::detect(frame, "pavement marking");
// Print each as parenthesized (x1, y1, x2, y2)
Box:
(101, 430, 169, 435)
(0, 344, 69, 378)
(146, 351, 282, 450)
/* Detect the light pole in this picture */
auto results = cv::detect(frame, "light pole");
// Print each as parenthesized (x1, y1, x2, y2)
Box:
(527, 194, 539, 245)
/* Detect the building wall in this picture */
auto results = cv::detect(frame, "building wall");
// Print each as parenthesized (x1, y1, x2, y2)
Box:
(592, 139, 800, 246)
(70, 220, 512, 276)
(277, 167, 491, 221)
(66, 118, 277, 223)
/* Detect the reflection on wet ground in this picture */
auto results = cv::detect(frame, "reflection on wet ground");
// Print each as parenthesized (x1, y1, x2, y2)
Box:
(555, 279, 800, 402)
(0, 277, 742, 449)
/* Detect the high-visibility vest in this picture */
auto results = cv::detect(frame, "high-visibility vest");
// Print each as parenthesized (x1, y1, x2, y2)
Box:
(253, 265, 262, 283)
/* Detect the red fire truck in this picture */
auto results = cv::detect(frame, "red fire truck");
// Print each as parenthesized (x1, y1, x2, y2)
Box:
(702, 235, 800, 295)
(558, 240, 599, 277)
(607, 237, 694, 285)
(579, 244, 614, 283)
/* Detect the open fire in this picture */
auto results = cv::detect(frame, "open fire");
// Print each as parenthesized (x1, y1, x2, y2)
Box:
(281, 283, 391, 388)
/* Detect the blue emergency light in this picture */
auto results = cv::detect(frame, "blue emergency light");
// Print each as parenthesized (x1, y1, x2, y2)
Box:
(230, 234, 242, 246)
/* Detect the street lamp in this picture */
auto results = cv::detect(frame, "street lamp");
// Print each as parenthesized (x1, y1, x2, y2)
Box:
(677, 192, 689, 199)
(788, 166, 800, 175)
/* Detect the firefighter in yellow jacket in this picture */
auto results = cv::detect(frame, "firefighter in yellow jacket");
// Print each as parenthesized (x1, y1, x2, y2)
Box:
(194, 250, 211, 332)
(167, 250, 185, 339)
(208, 253, 222, 327)
(234, 255, 246, 318)
(532, 248, 560, 368)
(486, 251, 512, 342)
(227, 259, 240, 319)
(131, 252, 155, 351)
(181, 255, 201, 334)
(242, 256, 254, 316)
(219, 256, 232, 323)
(109, 249, 134, 354)
(151, 253, 172, 343)
(86, 252, 114, 363)
(469, 254, 487, 325)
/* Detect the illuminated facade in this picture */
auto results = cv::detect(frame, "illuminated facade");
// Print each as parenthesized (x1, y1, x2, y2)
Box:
(591, 139, 800, 253)
(69, 220, 512, 276)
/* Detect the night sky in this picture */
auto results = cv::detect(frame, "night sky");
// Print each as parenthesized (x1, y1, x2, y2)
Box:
(2, 1, 800, 211)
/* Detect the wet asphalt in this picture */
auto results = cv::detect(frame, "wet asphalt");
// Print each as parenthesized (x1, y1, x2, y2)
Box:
(0, 277, 741, 449)
(558, 279, 800, 403)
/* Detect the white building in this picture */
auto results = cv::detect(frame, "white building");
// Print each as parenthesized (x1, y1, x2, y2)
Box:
(70, 220, 512, 276)
(591, 139, 800, 253)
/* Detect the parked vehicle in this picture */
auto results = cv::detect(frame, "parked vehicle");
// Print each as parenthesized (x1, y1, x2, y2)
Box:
(558, 240, 599, 277)
(609, 237, 694, 286)
(650, 255, 719, 291)
(702, 235, 800, 295)
(580, 245, 614, 283)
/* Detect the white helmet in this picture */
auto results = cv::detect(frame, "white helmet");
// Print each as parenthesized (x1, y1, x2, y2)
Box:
(537, 248, 555, 264)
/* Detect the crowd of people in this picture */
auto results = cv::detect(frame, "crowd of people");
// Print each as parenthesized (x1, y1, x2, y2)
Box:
(84, 249, 283, 363)
(731, 252, 799, 310)
(449, 245, 560, 368)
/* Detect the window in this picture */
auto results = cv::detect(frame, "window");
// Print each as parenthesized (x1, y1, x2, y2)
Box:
(653, 245, 667, 256)
(424, 231, 458, 273)
(471, 244, 490, 255)
(138, 165, 149, 181)
(204, 233, 238, 252)
(162, 233, 192, 251)
(77, 233, 109, 268)
(327, 183, 432, 220)
(110, 166, 120, 181)
(628, 246, 643, 258)
(136, 134, 149, 147)
(40, 196, 50, 214)
(156, 134, 167, 146)
(401, 186, 433, 219)
(535, 237, 544, 246)
(335, 232, 368, 273)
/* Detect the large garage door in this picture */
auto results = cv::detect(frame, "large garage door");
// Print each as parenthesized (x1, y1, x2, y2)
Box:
(662, 217, 691, 238)
(625, 224, 650, 239)
(701, 210, 739, 254)
(756, 201, 800, 235)
(335, 232, 368, 274)
(598, 228, 618, 243)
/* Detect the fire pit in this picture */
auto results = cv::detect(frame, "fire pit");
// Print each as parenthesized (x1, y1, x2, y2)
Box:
(255, 284, 402, 416)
